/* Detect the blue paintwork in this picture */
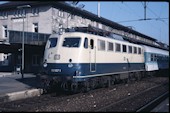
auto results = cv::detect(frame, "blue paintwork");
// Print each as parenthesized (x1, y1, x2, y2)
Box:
(42, 63, 145, 81)
(144, 52, 169, 70)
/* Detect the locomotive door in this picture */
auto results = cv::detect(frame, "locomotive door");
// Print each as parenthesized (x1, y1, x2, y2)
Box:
(89, 39, 96, 72)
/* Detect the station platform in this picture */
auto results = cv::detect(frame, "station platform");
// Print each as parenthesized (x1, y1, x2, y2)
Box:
(0, 72, 43, 103)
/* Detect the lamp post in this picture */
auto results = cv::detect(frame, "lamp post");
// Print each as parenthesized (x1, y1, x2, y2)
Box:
(17, 5, 31, 79)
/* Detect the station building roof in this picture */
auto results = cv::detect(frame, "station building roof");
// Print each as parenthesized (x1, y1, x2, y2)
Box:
(0, 1, 157, 42)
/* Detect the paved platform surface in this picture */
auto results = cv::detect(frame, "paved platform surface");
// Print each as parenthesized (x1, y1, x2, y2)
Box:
(151, 97, 169, 112)
(0, 72, 43, 103)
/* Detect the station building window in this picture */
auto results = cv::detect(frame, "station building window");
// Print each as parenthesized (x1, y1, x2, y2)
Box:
(71, 14, 75, 19)
(32, 8, 39, 16)
(33, 23, 38, 33)
(2, 25, 7, 38)
(59, 24, 63, 32)
(58, 10, 64, 18)
(0, 11, 8, 19)
(81, 17, 86, 24)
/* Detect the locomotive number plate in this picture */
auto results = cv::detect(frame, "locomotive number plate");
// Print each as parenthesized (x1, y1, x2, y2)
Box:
(51, 69, 62, 72)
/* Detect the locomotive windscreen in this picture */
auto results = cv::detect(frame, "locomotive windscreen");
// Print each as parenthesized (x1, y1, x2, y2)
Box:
(62, 37, 81, 48)
(46, 38, 58, 49)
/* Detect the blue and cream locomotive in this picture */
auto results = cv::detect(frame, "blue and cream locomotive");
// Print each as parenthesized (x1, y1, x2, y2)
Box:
(41, 26, 169, 92)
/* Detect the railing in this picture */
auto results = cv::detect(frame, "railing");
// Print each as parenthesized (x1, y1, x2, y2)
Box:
(8, 30, 50, 46)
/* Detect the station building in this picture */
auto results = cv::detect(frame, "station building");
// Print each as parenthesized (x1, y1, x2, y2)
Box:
(0, 1, 168, 73)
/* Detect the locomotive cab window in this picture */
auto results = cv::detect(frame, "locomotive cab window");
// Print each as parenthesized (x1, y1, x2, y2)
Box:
(84, 38, 88, 49)
(63, 37, 81, 48)
(46, 38, 58, 49)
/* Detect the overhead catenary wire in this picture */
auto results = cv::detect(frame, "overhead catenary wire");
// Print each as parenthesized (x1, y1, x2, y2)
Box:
(115, 2, 168, 45)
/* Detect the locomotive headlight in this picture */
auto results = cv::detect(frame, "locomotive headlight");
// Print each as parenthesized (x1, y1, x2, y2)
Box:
(43, 59, 47, 67)
(54, 54, 60, 60)
(43, 63, 47, 68)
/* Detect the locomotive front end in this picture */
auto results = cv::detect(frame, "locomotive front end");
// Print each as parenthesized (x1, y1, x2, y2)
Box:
(41, 32, 86, 92)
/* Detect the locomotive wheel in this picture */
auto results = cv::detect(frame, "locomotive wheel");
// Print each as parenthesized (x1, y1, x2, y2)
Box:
(81, 81, 90, 93)
(61, 82, 69, 91)
(105, 77, 111, 88)
(42, 79, 51, 93)
(111, 76, 115, 85)
(90, 79, 96, 89)
(135, 72, 142, 81)
(71, 82, 78, 93)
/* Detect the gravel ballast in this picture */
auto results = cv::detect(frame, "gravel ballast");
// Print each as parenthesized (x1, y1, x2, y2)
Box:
(0, 76, 168, 112)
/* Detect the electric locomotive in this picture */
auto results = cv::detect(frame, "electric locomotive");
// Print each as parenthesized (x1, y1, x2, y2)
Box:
(42, 26, 169, 92)
(41, 26, 147, 92)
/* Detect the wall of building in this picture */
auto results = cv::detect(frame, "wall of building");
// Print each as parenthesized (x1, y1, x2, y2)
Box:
(0, 5, 52, 41)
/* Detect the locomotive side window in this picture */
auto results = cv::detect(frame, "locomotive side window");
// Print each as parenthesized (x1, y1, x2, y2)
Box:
(155, 54, 157, 61)
(107, 42, 114, 51)
(46, 38, 58, 49)
(122, 44, 127, 53)
(128, 46, 132, 53)
(84, 38, 88, 49)
(138, 47, 141, 54)
(90, 39, 94, 49)
(151, 54, 154, 61)
(134, 47, 137, 54)
(63, 37, 81, 48)
(98, 39, 105, 51)
(115, 43, 121, 52)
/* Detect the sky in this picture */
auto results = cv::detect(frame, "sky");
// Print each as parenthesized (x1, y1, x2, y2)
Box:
(78, 1, 169, 45)
(0, 1, 169, 45)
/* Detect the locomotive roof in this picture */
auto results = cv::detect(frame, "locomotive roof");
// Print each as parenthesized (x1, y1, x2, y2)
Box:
(64, 26, 127, 42)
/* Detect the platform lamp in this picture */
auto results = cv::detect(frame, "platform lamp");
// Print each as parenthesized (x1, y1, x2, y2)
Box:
(17, 5, 31, 79)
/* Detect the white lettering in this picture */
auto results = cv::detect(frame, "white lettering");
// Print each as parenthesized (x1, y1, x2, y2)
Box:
(51, 69, 62, 72)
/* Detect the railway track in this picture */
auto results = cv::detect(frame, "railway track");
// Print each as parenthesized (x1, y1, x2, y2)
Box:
(136, 91, 169, 112)
(0, 76, 168, 112)
(96, 82, 169, 112)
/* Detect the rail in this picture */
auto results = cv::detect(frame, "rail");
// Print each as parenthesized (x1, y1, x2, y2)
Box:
(136, 91, 169, 112)
(96, 83, 168, 112)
